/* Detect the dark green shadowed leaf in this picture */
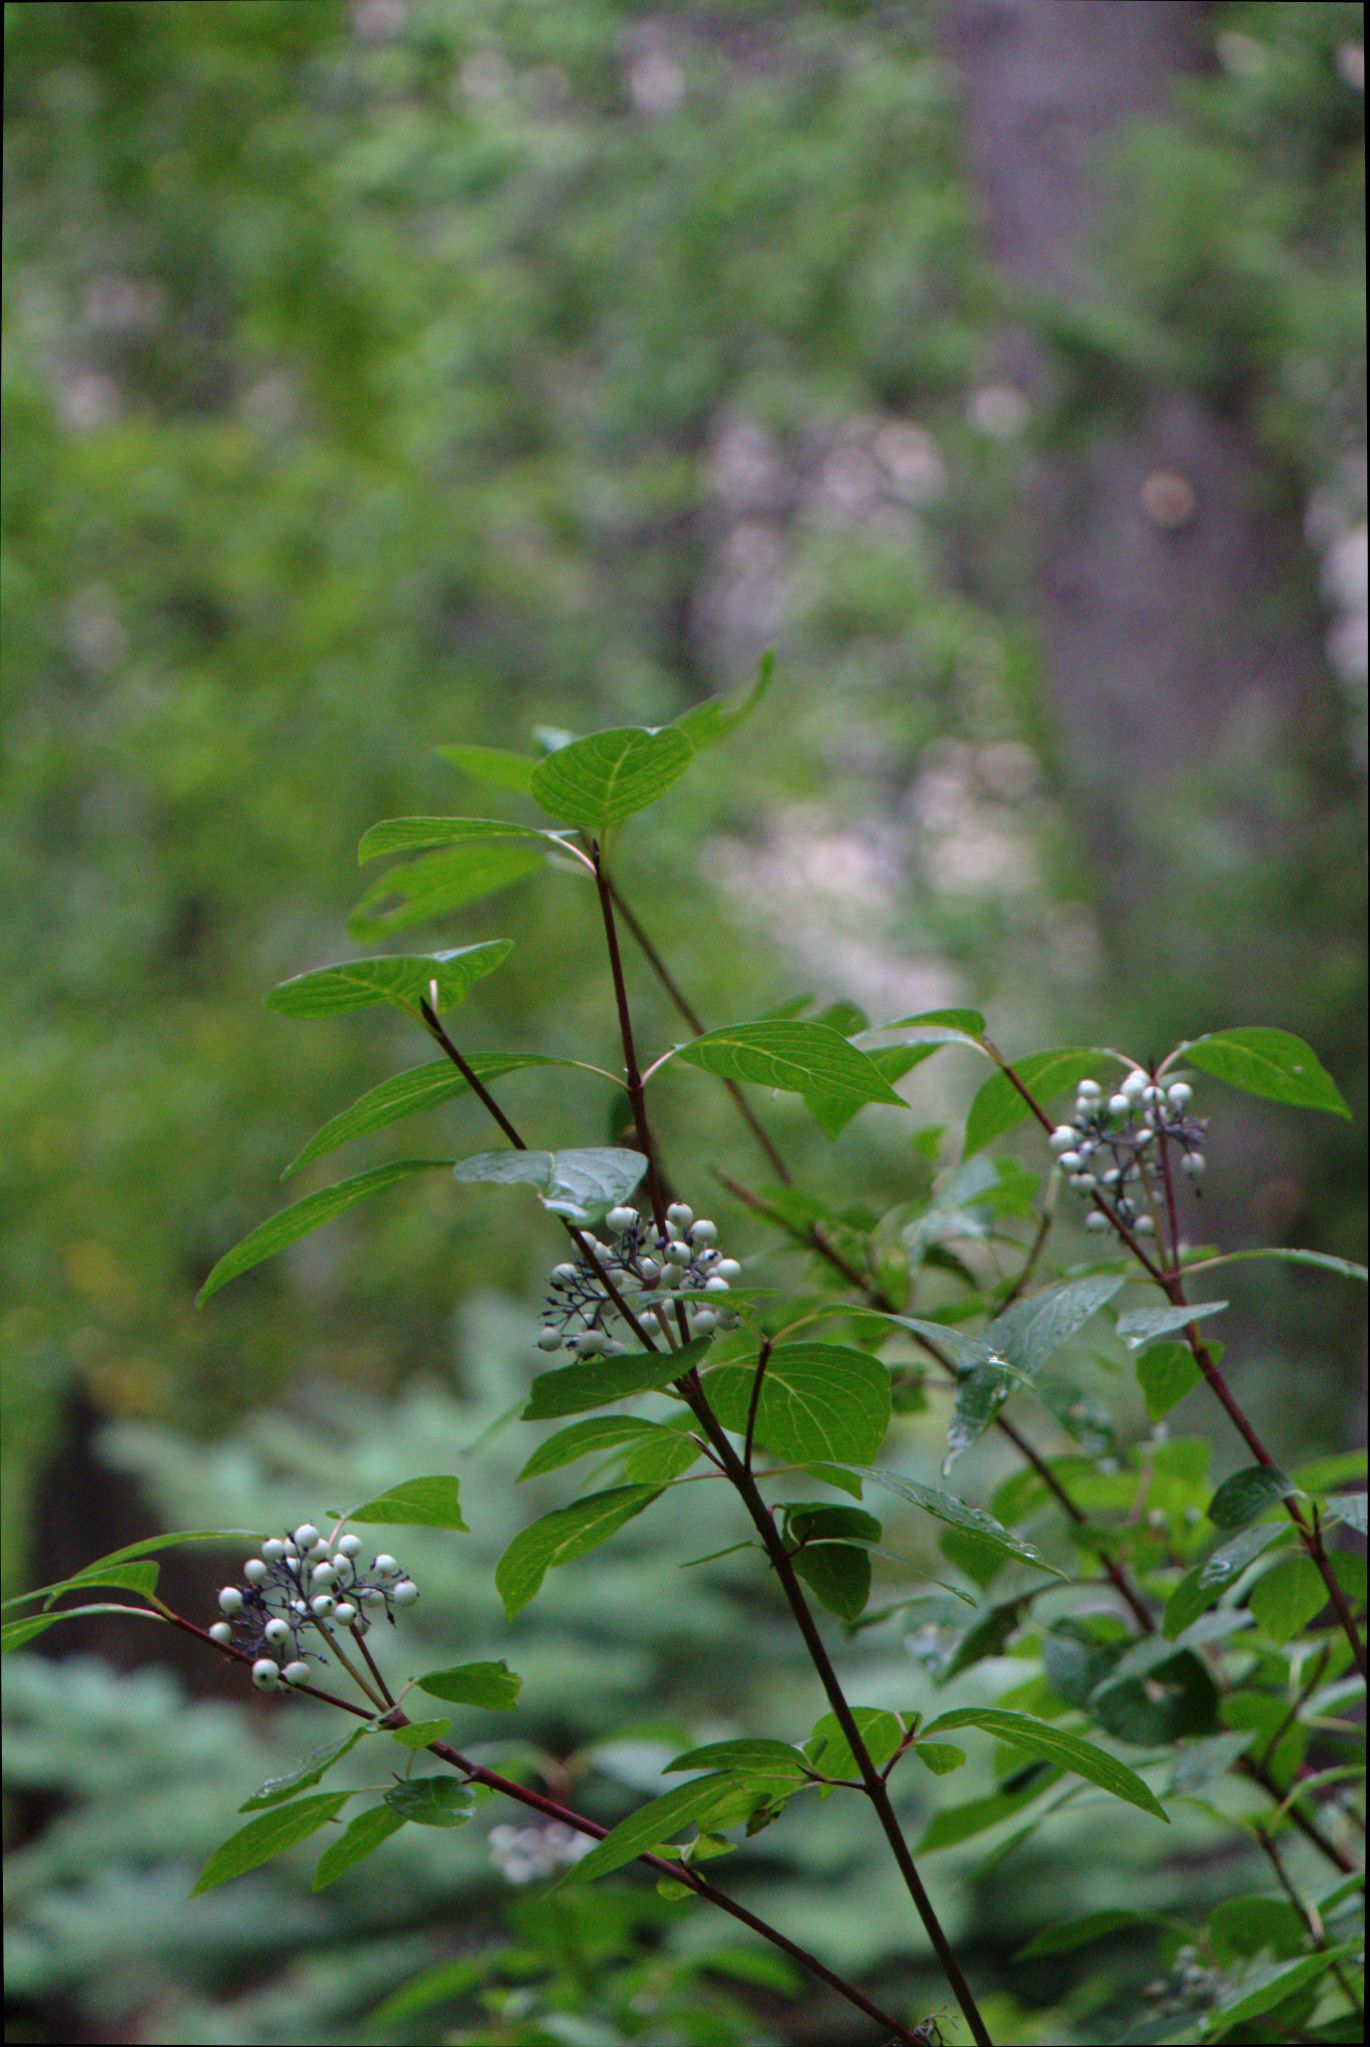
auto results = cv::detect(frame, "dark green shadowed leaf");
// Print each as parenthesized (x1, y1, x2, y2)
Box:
(791, 1542, 872, 1621)
(1015, 1909, 1172, 1959)
(349, 843, 549, 941)
(664, 1739, 810, 1787)
(964, 1050, 1114, 1156)
(435, 743, 537, 792)
(282, 1055, 616, 1180)
(347, 1476, 466, 1530)
(804, 1707, 904, 1779)
(674, 648, 775, 751)
(1208, 1466, 1297, 1529)
(312, 1805, 406, 1889)
(416, 1661, 521, 1710)
(559, 1774, 738, 1887)
(3, 1604, 166, 1654)
(921, 1707, 1168, 1820)
(241, 1729, 372, 1810)
(703, 1345, 891, 1464)
(266, 942, 512, 1019)
(1179, 1028, 1350, 1118)
(672, 1021, 908, 1117)
(384, 1779, 476, 1828)
(857, 1468, 1066, 1578)
(197, 1161, 452, 1304)
(191, 1793, 351, 1894)
(523, 1342, 706, 1421)
(454, 1146, 647, 1223)
(529, 725, 695, 832)
(1162, 1523, 1293, 1639)
(357, 817, 570, 863)
(496, 1486, 663, 1618)
(1137, 1343, 1202, 1421)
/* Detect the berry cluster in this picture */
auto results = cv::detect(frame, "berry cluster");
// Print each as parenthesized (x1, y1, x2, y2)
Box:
(209, 1521, 418, 1692)
(537, 1202, 743, 1355)
(488, 1820, 594, 1885)
(1049, 1071, 1206, 1238)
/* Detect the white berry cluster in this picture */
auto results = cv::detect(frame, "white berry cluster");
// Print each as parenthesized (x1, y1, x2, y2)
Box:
(209, 1521, 419, 1692)
(1049, 1071, 1206, 1236)
(488, 1820, 594, 1884)
(537, 1202, 743, 1355)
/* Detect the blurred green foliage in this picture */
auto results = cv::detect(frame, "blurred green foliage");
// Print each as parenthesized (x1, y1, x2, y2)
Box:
(3, 2, 1364, 2042)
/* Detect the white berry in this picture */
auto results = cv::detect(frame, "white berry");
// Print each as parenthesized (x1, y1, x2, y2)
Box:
(374, 1555, 399, 1577)
(1183, 1153, 1205, 1178)
(337, 1534, 363, 1559)
(1077, 1080, 1102, 1102)
(391, 1579, 419, 1606)
(690, 1219, 718, 1246)
(1085, 1211, 1109, 1231)
(263, 1617, 292, 1646)
(218, 1587, 244, 1616)
(605, 1206, 637, 1234)
(311, 1594, 336, 1618)
(293, 1524, 320, 1550)
(1168, 1082, 1193, 1109)
(208, 1621, 233, 1645)
(537, 1327, 563, 1352)
(715, 1259, 742, 1283)
(1134, 1215, 1156, 1235)
(1108, 1093, 1132, 1118)
(242, 1559, 268, 1586)
(282, 1661, 311, 1687)
(667, 1203, 693, 1230)
(1049, 1126, 1077, 1153)
(261, 1539, 287, 1562)
(332, 1602, 358, 1626)
(693, 1309, 719, 1333)
(252, 1659, 280, 1690)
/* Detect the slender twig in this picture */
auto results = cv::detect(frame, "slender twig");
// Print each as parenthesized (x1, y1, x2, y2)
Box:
(743, 1338, 774, 1474)
(589, 850, 669, 1230)
(1258, 1829, 1362, 2016)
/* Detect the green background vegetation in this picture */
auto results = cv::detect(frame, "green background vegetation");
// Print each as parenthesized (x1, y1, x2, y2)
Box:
(3, 3, 1364, 2042)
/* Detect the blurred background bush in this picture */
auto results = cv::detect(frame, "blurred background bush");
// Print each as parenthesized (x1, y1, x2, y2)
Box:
(3, 3, 1364, 2042)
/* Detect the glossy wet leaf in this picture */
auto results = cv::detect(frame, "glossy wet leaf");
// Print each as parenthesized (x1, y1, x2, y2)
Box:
(1208, 1466, 1297, 1529)
(858, 1468, 1066, 1578)
(241, 1728, 372, 1810)
(673, 1020, 908, 1116)
(434, 743, 536, 792)
(357, 816, 570, 863)
(454, 1146, 647, 1222)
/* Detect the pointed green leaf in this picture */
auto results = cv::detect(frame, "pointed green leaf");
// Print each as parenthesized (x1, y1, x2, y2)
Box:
(529, 725, 695, 832)
(241, 1728, 372, 1810)
(282, 1056, 616, 1181)
(358, 817, 570, 863)
(266, 942, 512, 1019)
(312, 1804, 406, 1889)
(349, 843, 548, 941)
(674, 649, 774, 751)
(191, 1793, 351, 1894)
(435, 743, 537, 792)
(347, 1476, 467, 1531)
(702, 1344, 891, 1465)
(518, 1415, 682, 1480)
(1185, 1247, 1367, 1283)
(918, 1767, 1063, 1851)
(1324, 1491, 1368, 1534)
(1015, 1910, 1171, 1959)
(416, 1661, 521, 1711)
(1137, 1343, 1202, 1421)
(384, 1779, 476, 1828)
(1162, 1523, 1293, 1639)
(496, 1486, 663, 1618)
(663, 1740, 810, 1787)
(3, 1604, 165, 1654)
(921, 1707, 1168, 1821)
(523, 1342, 706, 1421)
(2, 1531, 259, 1617)
(791, 1542, 871, 1621)
(1199, 1949, 1354, 2036)
(913, 1743, 967, 1776)
(389, 1719, 452, 1750)
(1180, 1028, 1349, 1118)
(1208, 1466, 1297, 1529)
(1115, 1300, 1228, 1349)
(198, 1161, 452, 1304)
(559, 1775, 737, 1886)
(673, 1021, 909, 1119)
(1249, 1556, 1328, 1644)
(964, 1050, 1114, 1156)
(37, 1562, 160, 1609)
(804, 1707, 904, 1779)
(991, 1275, 1125, 1376)
(858, 1467, 1066, 1578)
(454, 1146, 647, 1223)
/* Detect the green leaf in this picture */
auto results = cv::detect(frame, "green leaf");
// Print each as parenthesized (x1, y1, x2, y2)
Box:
(358, 816, 569, 863)
(859, 1468, 1066, 1578)
(454, 1146, 647, 1223)
(496, 1486, 663, 1618)
(266, 942, 512, 1020)
(241, 1729, 371, 1810)
(312, 1805, 406, 1889)
(416, 1661, 522, 1711)
(991, 1275, 1126, 1376)
(1, 1532, 260, 1617)
(782, 1504, 883, 1545)
(673, 1021, 908, 1119)
(197, 1161, 452, 1304)
(1016, 1910, 1169, 1959)
(943, 1366, 1015, 1473)
(1115, 1300, 1228, 1349)
(1162, 1523, 1293, 1639)
(920, 1708, 1168, 1821)
(384, 1779, 476, 1828)
(1249, 1556, 1329, 1644)
(913, 1742, 967, 1776)
(804, 1707, 904, 1779)
(1185, 1247, 1367, 1284)
(349, 843, 549, 941)
(664, 1739, 810, 1787)
(918, 1768, 1063, 1851)
(519, 1415, 683, 1479)
(523, 1343, 706, 1421)
(1137, 1343, 1202, 1421)
(939, 1599, 1027, 1682)
(348, 1476, 467, 1531)
(964, 1050, 1114, 1156)
(1180, 1028, 1350, 1118)
(191, 1793, 351, 1894)
(791, 1542, 872, 1621)
(674, 648, 775, 751)
(1200, 1949, 1353, 2037)
(281, 1055, 613, 1181)
(702, 1344, 891, 1464)
(560, 1775, 738, 1886)
(529, 724, 695, 832)
(35, 1562, 161, 1608)
(864, 1007, 988, 1047)
(435, 743, 537, 792)
(1324, 1491, 1368, 1534)
(1208, 1466, 1297, 1529)
(390, 1719, 452, 1750)
(1089, 1649, 1220, 1745)
(3, 1603, 165, 1654)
